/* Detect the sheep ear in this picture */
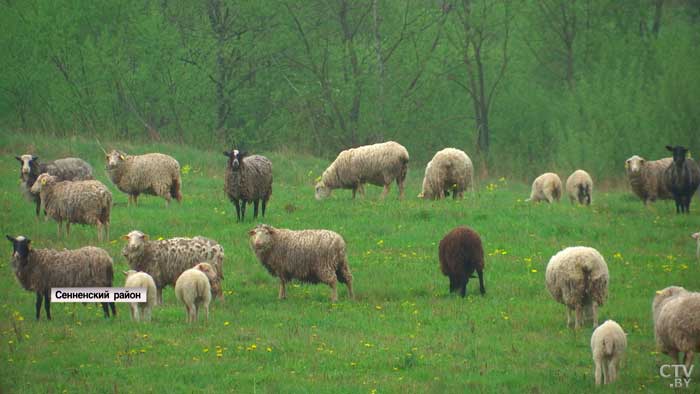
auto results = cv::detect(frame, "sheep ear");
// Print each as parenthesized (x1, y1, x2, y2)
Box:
(142, 234, 149, 240)
(666, 145, 673, 151)
(122, 271, 129, 276)
(624, 161, 629, 169)
(223, 151, 231, 157)
(655, 290, 662, 295)
(15, 156, 22, 163)
(247, 230, 256, 236)
(6, 235, 15, 242)
(121, 234, 129, 240)
(32, 156, 38, 161)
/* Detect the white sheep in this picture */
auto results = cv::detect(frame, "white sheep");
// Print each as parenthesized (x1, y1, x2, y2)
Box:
(174, 263, 213, 324)
(653, 286, 700, 369)
(315, 141, 409, 200)
(123, 270, 157, 322)
(418, 148, 474, 200)
(545, 246, 609, 329)
(528, 172, 562, 203)
(625, 155, 673, 205)
(566, 169, 593, 205)
(591, 320, 627, 385)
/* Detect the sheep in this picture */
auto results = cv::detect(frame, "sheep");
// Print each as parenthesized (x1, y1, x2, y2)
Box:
(652, 286, 700, 370)
(105, 149, 182, 206)
(693, 232, 700, 262)
(121, 231, 224, 304)
(123, 270, 157, 322)
(418, 148, 474, 200)
(223, 148, 273, 222)
(663, 145, 700, 214)
(545, 246, 609, 329)
(30, 173, 112, 241)
(174, 264, 213, 323)
(315, 141, 409, 200)
(624, 155, 673, 205)
(15, 154, 93, 217)
(565, 169, 593, 205)
(438, 226, 485, 297)
(527, 172, 562, 203)
(6, 235, 116, 320)
(590, 320, 627, 385)
(248, 224, 354, 302)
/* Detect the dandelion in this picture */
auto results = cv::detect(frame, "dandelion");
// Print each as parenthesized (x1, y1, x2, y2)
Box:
(531, 269, 538, 273)
(350, 362, 357, 367)
(157, 237, 164, 241)
(375, 305, 382, 310)
(613, 252, 623, 259)
(524, 257, 532, 263)
(364, 343, 373, 348)
(376, 239, 384, 246)
(203, 348, 209, 353)
(224, 321, 230, 326)
(181, 164, 191, 175)
(266, 347, 272, 352)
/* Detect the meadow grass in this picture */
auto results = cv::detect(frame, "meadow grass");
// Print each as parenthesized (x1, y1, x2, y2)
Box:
(0, 132, 698, 393)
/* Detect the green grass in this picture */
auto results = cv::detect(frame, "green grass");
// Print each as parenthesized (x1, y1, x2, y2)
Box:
(0, 132, 698, 393)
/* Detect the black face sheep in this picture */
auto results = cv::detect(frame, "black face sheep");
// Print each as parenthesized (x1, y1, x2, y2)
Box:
(248, 224, 354, 302)
(438, 226, 485, 297)
(175, 263, 214, 324)
(625, 155, 673, 205)
(527, 172, 562, 203)
(30, 173, 112, 241)
(545, 246, 608, 329)
(105, 150, 182, 206)
(123, 270, 157, 322)
(565, 169, 593, 205)
(15, 154, 93, 217)
(315, 141, 409, 200)
(223, 148, 273, 222)
(6, 235, 116, 320)
(418, 148, 474, 200)
(121, 231, 225, 304)
(664, 145, 700, 214)
(590, 320, 627, 385)
(652, 286, 700, 370)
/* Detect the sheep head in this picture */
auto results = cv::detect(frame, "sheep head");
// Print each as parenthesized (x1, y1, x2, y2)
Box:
(6, 235, 31, 269)
(194, 262, 222, 299)
(248, 224, 275, 252)
(106, 150, 127, 169)
(666, 145, 689, 167)
(223, 148, 246, 171)
(624, 155, 645, 175)
(314, 181, 331, 200)
(30, 173, 56, 194)
(15, 154, 38, 180)
(121, 230, 148, 257)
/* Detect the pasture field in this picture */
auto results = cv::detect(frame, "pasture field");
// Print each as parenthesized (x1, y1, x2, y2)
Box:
(0, 132, 698, 393)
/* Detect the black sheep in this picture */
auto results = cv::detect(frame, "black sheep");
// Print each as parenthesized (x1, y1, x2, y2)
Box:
(438, 226, 485, 297)
(664, 145, 700, 214)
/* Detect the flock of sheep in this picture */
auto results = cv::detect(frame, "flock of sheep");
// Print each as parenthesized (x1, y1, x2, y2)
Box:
(7, 140, 700, 387)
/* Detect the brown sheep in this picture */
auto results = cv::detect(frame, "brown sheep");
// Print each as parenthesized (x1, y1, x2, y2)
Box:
(438, 226, 485, 297)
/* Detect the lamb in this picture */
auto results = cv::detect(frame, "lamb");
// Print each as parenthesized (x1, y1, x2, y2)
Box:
(663, 145, 700, 214)
(15, 154, 93, 217)
(624, 155, 673, 205)
(693, 232, 700, 262)
(175, 263, 213, 323)
(527, 172, 562, 203)
(315, 141, 409, 200)
(438, 226, 485, 297)
(248, 224, 354, 302)
(105, 149, 182, 206)
(30, 173, 112, 241)
(121, 231, 224, 304)
(223, 149, 273, 222)
(418, 148, 474, 200)
(652, 286, 700, 369)
(6, 235, 116, 320)
(590, 320, 627, 385)
(123, 270, 157, 322)
(545, 246, 609, 329)
(565, 169, 593, 205)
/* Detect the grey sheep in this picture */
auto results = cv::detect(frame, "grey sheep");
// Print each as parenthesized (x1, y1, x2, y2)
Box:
(223, 149, 273, 222)
(545, 246, 609, 329)
(121, 230, 224, 304)
(123, 270, 157, 322)
(249, 224, 354, 302)
(591, 320, 627, 385)
(565, 169, 593, 205)
(528, 172, 562, 203)
(664, 145, 700, 214)
(15, 154, 93, 217)
(6, 235, 116, 320)
(30, 173, 112, 242)
(652, 286, 700, 370)
(625, 155, 673, 205)
(106, 150, 182, 206)
(175, 263, 214, 324)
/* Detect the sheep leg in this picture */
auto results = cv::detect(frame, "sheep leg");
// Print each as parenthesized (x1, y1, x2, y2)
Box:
(448, 276, 456, 294)
(380, 184, 391, 199)
(684, 351, 695, 371)
(105, 221, 110, 243)
(97, 222, 103, 242)
(591, 301, 598, 328)
(566, 308, 573, 328)
(35, 199, 41, 217)
(459, 278, 468, 298)
(35, 292, 43, 320)
(101, 302, 110, 318)
(352, 186, 357, 199)
(204, 304, 209, 322)
(477, 269, 486, 295)
(278, 280, 287, 300)
(602, 359, 610, 384)
(194, 305, 199, 323)
(261, 198, 267, 218)
(253, 200, 259, 219)
(44, 289, 51, 320)
(359, 184, 366, 197)
(233, 199, 241, 222)
(184, 304, 192, 323)
(66, 222, 71, 238)
(240, 200, 247, 221)
(56, 221, 62, 238)
(574, 305, 583, 329)
(157, 287, 163, 305)
(329, 280, 338, 303)
(594, 359, 602, 385)
(130, 303, 137, 321)
(110, 302, 116, 317)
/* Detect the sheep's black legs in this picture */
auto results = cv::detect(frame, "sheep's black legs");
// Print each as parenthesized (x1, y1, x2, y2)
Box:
(110, 302, 116, 316)
(35, 292, 43, 320)
(44, 289, 51, 320)
(240, 199, 247, 221)
(261, 199, 267, 217)
(253, 200, 259, 219)
(233, 199, 241, 222)
(459, 278, 468, 298)
(477, 269, 486, 295)
(101, 302, 110, 318)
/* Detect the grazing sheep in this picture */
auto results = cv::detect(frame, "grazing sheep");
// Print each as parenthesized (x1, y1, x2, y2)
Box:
(315, 141, 409, 200)
(624, 155, 673, 205)
(175, 264, 212, 323)
(248, 224, 354, 302)
(438, 226, 485, 297)
(528, 172, 562, 203)
(591, 320, 627, 385)
(121, 231, 224, 304)
(30, 173, 112, 241)
(6, 235, 116, 320)
(123, 270, 157, 322)
(15, 154, 93, 217)
(693, 232, 700, 262)
(566, 169, 593, 205)
(652, 286, 700, 370)
(664, 145, 700, 214)
(545, 246, 609, 329)
(223, 149, 273, 222)
(105, 150, 182, 206)
(418, 148, 474, 200)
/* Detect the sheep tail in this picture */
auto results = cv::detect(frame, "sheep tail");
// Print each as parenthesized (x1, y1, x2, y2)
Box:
(172, 176, 183, 202)
(603, 337, 614, 356)
(398, 156, 409, 184)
